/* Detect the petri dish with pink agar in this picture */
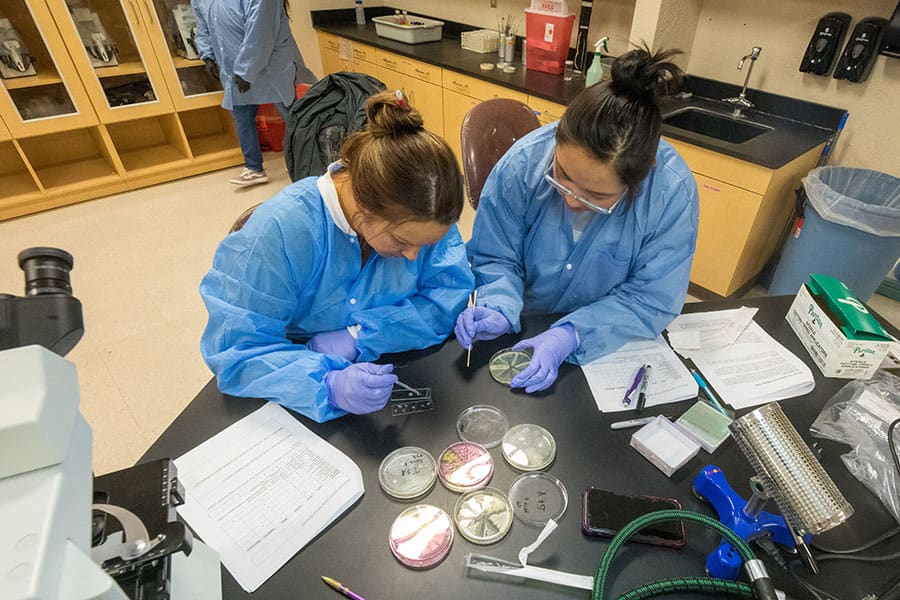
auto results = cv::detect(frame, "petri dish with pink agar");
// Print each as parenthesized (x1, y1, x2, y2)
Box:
(388, 504, 454, 569)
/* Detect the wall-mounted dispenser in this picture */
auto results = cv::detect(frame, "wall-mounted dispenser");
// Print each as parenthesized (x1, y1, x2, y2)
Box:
(880, 1, 900, 58)
(799, 12, 851, 75)
(833, 17, 888, 82)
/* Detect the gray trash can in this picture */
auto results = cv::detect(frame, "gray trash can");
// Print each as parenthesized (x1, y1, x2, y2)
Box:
(769, 167, 900, 299)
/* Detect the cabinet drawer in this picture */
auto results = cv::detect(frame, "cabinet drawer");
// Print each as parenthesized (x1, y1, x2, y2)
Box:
(375, 49, 403, 72)
(318, 32, 342, 53)
(399, 57, 441, 83)
(528, 96, 566, 124)
(442, 70, 527, 103)
(350, 43, 377, 64)
(664, 137, 773, 195)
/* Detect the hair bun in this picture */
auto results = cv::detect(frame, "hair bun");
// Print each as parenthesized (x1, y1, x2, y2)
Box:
(610, 46, 684, 102)
(366, 90, 425, 136)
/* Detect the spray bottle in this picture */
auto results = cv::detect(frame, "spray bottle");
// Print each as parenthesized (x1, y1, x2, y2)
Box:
(585, 37, 609, 87)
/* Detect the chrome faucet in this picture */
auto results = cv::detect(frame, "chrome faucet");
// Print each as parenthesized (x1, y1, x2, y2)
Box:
(723, 46, 762, 109)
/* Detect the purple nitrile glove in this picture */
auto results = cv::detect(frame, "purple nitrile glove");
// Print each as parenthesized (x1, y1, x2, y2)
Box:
(454, 306, 511, 348)
(324, 363, 398, 414)
(509, 324, 578, 393)
(307, 328, 359, 361)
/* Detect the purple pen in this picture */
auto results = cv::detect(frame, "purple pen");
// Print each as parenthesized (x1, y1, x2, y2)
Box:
(622, 364, 646, 406)
(322, 576, 366, 600)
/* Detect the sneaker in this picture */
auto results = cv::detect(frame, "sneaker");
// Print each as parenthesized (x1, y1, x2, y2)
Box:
(229, 168, 268, 186)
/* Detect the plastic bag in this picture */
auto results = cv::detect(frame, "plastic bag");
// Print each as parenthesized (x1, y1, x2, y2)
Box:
(810, 370, 900, 524)
(804, 167, 900, 237)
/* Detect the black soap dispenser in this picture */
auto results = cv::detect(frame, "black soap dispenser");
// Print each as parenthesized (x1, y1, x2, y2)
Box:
(799, 12, 851, 75)
(833, 17, 889, 82)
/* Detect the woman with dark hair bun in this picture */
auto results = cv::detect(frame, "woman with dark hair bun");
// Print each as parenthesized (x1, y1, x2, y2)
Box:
(200, 91, 474, 422)
(456, 46, 699, 393)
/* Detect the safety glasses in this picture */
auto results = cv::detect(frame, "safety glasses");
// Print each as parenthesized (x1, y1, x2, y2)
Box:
(542, 155, 625, 215)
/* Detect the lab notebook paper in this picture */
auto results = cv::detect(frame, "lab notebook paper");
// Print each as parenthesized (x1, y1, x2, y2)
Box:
(580, 336, 699, 413)
(669, 310, 815, 410)
(174, 402, 364, 592)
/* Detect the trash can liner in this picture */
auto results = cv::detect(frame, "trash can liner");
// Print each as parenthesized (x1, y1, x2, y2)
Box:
(803, 167, 900, 237)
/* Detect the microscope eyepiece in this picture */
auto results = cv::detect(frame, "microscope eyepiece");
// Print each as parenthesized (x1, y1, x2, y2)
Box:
(18, 247, 74, 297)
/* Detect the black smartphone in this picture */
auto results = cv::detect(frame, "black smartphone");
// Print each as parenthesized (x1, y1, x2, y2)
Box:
(581, 487, 686, 549)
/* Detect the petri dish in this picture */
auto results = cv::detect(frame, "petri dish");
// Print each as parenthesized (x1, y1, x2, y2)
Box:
(378, 446, 437, 500)
(502, 423, 557, 471)
(457, 405, 509, 449)
(437, 441, 494, 493)
(454, 487, 514, 544)
(388, 504, 454, 569)
(508, 472, 568, 526)
(489, 347, 532, 385)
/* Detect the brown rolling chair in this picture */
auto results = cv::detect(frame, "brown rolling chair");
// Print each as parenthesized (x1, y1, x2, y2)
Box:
(459, 98, 541, 209)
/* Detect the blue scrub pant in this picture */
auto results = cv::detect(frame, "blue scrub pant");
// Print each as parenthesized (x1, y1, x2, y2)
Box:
(231, 102, 291, 172)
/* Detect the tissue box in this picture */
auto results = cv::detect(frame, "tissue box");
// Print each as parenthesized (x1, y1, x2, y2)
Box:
(785, 275, 892, 379)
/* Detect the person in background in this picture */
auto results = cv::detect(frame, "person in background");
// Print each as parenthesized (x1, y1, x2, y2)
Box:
(191, 0, 316, 186)
(455, 47, 699, 393)
(200, 91, 474, 422)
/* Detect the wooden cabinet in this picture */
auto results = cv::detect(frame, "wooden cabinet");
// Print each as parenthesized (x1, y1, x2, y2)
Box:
(0, 0, 241, 220)
(317, 32, 379, 80)
(0, 0, 97, 138)
(48, 0, 173, 123)
(666, 138, 823, 297)
(375, 50, 442, 136)
(139, 0, 224, 112)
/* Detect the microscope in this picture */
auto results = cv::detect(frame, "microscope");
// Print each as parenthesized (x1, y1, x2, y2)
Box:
(0, 247, 84, 356)
(0, 248, 220, 600)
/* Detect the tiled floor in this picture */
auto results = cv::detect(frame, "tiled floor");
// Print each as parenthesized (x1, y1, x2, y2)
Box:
(1, 153, 897, 475)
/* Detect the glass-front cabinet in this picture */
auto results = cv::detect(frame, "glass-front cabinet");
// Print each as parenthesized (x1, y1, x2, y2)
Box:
(0, 0, 96, 137)
(141, 0, 223, 110)
(48, 0, 173, 122)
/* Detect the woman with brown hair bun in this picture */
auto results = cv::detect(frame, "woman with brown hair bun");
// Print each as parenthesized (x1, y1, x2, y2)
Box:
(200, 91, 474, 422)
(457, 46, 700, 394)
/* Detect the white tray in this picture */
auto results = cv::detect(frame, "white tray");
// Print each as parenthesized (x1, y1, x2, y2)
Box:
(372, 15, 444, 44)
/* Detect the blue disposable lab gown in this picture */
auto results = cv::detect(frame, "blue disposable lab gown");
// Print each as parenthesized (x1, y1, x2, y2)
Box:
(200, 175, 474, 422)
(468, 123, 699, 364)
(191, 0, 315, 109)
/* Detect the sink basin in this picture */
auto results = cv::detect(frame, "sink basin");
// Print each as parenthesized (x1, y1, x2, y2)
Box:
(663, 107, 772, 143)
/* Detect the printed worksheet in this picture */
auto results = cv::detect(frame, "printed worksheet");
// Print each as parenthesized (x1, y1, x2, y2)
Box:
(175, 403, 363, 592)
(580, 336, 698, 413)
(688, 319, 815, 409)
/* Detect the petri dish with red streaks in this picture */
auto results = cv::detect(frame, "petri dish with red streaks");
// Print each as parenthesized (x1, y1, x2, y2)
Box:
(388, 504, 454, 568)
(437, 441, 493, 493)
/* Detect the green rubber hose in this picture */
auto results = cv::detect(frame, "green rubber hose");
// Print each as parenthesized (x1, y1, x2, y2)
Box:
(592, 509, 771, 600)
(616, 577, 755, 599)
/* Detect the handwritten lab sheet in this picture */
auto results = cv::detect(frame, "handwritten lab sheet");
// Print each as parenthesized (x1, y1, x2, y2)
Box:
(175, 402, 364, 592)
(688, 318, 815, 410)
(580, 336, 698, 413)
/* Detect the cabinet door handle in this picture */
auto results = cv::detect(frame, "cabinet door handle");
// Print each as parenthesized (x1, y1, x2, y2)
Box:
(382, 59, 397, 68)
(128, 0, 141, 26)
(452, 81, 469, 90)
(414, 68, 429, 78)
(143, 0, 155, 25)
